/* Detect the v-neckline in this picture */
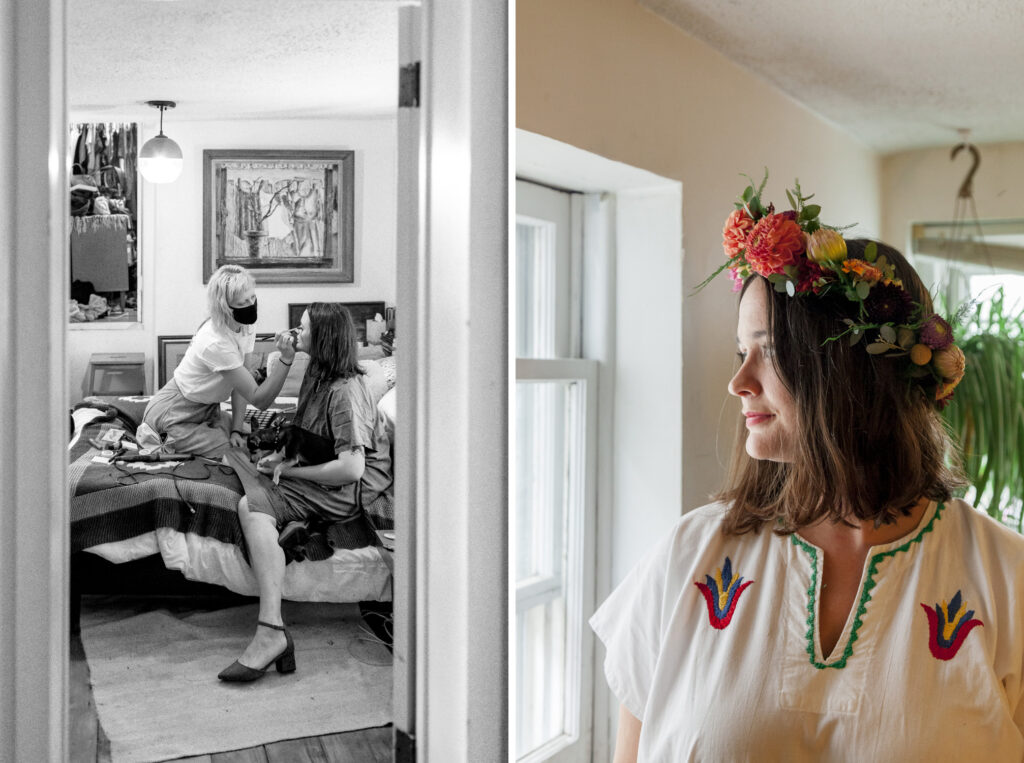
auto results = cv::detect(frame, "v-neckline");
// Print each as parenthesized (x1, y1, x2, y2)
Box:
(789, 501, 944, 669)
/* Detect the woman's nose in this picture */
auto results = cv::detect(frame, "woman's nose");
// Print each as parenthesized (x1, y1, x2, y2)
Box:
(728, 361, 759, 398)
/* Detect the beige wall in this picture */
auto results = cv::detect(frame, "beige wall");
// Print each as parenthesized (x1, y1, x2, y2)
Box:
(518, 0, 881, 517)
(882, 141, 1024, 257)
(66, 116, 396, 403)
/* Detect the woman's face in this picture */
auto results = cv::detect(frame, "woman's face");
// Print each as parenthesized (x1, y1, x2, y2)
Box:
(728, 279, 798, 463)
(295, 310, 312, 353)
(227, 283, 256, 310)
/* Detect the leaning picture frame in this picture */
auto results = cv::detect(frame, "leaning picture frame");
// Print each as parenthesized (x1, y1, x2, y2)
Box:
(157, 333, 276, 388)
(288, 301, 386, 345)
(202, 149, 355, 284)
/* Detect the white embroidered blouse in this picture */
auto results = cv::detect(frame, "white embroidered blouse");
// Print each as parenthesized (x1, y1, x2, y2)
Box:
(590, 499, 1024, 762)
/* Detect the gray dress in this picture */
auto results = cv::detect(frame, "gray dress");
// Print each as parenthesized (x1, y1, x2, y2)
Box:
(231, 370, 392, 525)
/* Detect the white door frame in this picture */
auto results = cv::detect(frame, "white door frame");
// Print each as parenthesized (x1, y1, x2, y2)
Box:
(405, 2, 509, 759)
(1, 0, 508, 761)
(0, 0, 69, 760)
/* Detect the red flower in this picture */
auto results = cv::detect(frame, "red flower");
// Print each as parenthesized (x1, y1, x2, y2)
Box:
(796, 260, 826, 294)
(744, 214, 805, 277)
(722, 209, 754, 259)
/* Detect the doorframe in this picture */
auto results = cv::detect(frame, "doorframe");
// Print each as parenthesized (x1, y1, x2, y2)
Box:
(2, 0, 509, 761)
(0, 0, 69, 760)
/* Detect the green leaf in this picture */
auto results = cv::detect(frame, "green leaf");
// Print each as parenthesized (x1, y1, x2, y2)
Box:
(864, 242, 878, 262)
(879, 324, 897, 344)
(856, 281, 871, 300)
(773, 279, 789, 293)
(785, 189, 797, 209)
(783, 265, 798, 279)
(803, 204, 821, 219)
(845, 288, 859, 302)
(865, 342, 889, 354)
(741, 185, 753, 203)
(849, 329, 864, 346)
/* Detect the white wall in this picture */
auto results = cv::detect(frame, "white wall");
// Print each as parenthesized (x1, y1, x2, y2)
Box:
(518, 0, 881, 540)
(882, 141, 1024, 256)
(66, 116, 397, 403)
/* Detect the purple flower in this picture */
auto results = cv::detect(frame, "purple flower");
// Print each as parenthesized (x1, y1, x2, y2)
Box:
(863, 282, 914, 324)
(920, 314, 954, 350)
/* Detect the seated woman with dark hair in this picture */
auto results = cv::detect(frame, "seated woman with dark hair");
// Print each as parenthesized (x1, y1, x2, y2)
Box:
(217, 302, 392, 682)
(593, 174, 1024, 761)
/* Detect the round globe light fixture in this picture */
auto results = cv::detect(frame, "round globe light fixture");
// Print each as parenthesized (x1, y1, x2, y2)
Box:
(138, 100, 183, 183)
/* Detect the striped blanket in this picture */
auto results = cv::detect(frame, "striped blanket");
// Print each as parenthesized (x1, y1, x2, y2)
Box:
(70, 397, 384, 561)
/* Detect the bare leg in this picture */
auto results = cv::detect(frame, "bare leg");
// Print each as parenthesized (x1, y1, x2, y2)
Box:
(235, 496, 288, 668)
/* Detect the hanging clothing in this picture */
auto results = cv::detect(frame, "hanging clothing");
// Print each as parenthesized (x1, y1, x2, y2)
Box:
(591, 499, 1024, 762)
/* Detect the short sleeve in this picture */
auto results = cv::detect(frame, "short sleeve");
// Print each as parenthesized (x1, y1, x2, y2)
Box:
(197, 335, 244, 373)
(327, 378, 377, 455)
(589, 530, 677, 722)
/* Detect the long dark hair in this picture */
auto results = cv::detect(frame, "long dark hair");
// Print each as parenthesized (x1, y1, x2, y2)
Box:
(305, 302, 364, 384)
(717, 239, 966, 535)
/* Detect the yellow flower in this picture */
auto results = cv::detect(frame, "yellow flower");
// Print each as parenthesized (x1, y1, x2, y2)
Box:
(805, 229, 847, 263)
(910, 344, 932, 365)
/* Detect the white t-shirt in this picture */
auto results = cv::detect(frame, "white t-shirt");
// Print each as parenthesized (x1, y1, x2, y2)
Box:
(590, 499, 1024, 762)
(173, 321, 256, 404)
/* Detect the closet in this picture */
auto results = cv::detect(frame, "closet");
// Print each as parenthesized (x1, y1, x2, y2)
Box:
(69, 122, 139, 323)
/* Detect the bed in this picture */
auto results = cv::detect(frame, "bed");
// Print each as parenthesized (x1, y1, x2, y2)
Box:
(69, 353, 397, 612)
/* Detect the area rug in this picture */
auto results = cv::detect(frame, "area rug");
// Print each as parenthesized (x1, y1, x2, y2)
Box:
(80, 600, 392, 762)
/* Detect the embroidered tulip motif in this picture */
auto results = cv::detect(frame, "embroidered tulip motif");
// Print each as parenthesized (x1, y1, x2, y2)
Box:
(695, 556, 754, 630)
(920, 590, 983, 660)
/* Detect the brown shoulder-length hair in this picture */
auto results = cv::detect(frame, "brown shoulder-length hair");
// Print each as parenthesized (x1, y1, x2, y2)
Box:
(715, 239, 966, 535)
(305, 302, 365, 384)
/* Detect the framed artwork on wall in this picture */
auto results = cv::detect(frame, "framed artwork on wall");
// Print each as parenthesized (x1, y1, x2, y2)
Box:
(288, 301, 386, 345)
(202, 149, 355, 285)
(157, 333, 276, 388)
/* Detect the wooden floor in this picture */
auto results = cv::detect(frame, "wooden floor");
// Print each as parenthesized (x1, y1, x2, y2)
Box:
(69, 609, 392, 762)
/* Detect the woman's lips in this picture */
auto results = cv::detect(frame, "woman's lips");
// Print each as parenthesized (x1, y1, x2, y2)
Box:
(744, 412, 775, 427)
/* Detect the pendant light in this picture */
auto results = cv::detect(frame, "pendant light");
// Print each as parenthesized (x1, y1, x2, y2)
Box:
(138, 100, 183, 183)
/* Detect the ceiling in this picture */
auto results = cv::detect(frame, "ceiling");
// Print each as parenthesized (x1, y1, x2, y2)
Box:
(640, 0, 1024, 154)
(69, 0, 398, 122)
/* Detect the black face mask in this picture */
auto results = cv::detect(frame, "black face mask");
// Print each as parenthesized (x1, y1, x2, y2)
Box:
(231, 298, 258, 325)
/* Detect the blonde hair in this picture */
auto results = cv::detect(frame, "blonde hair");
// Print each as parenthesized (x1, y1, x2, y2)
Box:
(206, 264, 256, 333)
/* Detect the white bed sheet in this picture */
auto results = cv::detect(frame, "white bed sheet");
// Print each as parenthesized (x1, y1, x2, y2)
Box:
(84, 528, 392, 603)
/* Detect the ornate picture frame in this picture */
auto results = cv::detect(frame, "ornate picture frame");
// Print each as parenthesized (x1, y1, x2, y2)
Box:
(202, 149, 355, 284)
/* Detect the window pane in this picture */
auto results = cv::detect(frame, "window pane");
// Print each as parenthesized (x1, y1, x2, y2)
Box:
(516, 379, 584, 760)
(517, 220, 557, 358)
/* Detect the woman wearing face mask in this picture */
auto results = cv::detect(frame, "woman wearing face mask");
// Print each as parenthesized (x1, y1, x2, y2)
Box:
(141, 264, 296, 458)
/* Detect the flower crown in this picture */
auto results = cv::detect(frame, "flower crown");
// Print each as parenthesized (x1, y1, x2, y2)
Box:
(702, 170, 965, 410)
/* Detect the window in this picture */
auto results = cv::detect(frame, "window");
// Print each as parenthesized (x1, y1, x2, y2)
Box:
(515, 180, 597, 762)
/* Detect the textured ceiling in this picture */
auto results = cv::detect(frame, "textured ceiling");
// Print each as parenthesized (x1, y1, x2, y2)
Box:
(640, 0, 1024, 153)
(69, 0, 398, 121)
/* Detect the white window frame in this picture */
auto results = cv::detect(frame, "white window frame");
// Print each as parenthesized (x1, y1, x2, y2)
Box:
(515, 357, 598, 763)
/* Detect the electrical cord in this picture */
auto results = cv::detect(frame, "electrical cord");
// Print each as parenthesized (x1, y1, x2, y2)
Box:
(111, 459, 235, 514)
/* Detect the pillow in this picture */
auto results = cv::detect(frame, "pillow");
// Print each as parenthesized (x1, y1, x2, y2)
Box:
(377, 386, 396, 444)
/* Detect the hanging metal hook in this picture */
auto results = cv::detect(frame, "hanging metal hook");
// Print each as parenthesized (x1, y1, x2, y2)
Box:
(951, 142, 981, 199)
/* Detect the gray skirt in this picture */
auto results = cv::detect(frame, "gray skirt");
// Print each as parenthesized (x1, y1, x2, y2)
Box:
(141, 380, 232, 458)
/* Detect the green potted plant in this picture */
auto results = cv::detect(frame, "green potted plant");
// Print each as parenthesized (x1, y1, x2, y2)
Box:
(942, 287, 1024, 530)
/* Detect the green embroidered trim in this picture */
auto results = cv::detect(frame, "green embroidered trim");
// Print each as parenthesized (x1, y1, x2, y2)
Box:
(789, 501, 946, 670)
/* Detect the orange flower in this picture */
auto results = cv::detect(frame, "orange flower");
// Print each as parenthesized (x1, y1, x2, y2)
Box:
(841, 259, 884, 284)
(722, 209, 754, 259)
(744, 214, 805, 276)
(935, 376, 962, 401)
